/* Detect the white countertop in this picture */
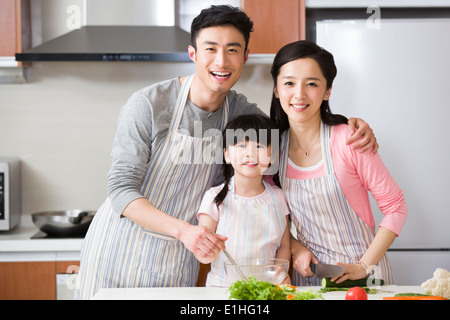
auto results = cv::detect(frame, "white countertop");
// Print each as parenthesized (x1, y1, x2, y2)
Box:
(0, 215, 83, 261)
(93, 285, 425, 300)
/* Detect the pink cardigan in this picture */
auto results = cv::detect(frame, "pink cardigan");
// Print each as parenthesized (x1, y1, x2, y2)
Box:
(281, 124, 407, 236)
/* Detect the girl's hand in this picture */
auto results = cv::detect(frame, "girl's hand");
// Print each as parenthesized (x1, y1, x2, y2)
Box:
(291, 240, 319, 277)
(281, 274, 291, 285)
(347, 118, 379, 155)
(331, 262, 369, 283)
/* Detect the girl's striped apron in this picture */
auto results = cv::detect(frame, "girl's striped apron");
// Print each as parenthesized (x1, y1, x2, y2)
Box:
(279, 122, 393, 286)
(207, 177, 287, 287)
(75, 74, 229, 299)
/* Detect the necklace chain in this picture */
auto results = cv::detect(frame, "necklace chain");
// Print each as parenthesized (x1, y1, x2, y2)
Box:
(298, 132, 320, 157)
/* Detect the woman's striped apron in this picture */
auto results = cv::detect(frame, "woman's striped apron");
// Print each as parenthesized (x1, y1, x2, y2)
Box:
(207, 177, 287, 287)
(279, 122, 393, 286)
(75, 74, 229, 299)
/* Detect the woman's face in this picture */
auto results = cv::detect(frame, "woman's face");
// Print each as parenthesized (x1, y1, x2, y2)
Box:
(274, 57, 331, 125)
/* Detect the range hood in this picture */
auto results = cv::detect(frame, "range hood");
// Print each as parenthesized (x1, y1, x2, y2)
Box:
(16, 26, 191, 62)
(15, 0, 192, 62)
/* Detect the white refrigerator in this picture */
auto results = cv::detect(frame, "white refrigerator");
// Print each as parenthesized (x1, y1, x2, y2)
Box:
(316, 18, 450, 285)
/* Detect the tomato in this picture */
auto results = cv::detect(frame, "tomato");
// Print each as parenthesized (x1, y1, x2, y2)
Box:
(345, 287, 368, 300)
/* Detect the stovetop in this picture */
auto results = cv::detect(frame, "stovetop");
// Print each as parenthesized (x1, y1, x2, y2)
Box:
(31, 231, 85, 239)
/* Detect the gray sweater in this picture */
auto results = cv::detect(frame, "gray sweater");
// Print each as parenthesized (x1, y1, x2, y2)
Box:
(107, 76, 266, 214)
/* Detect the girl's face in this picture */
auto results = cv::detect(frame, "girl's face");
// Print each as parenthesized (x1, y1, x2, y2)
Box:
(224, 140, 272, 178)
(274, 57, 331, 125)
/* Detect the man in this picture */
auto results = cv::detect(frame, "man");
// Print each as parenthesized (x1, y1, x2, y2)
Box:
(75, 5, 376, 299)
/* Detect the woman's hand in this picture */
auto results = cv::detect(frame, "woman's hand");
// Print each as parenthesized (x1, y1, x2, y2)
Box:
(331, 262, 369, 283)
(291, 238, 318, 277)
(347, 118, 379, 155)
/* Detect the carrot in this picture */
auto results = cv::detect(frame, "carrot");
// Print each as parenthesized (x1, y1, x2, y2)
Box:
(383, 296, 447, 300)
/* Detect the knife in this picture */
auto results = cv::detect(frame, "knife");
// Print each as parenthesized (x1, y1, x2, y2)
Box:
(310, 262, 345, 278)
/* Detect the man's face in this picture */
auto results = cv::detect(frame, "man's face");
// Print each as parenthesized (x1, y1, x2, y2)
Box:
(188, 25, 249, 98)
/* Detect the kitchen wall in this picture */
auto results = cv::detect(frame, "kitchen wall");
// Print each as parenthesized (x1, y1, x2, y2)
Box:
(0, 61, 273, 219)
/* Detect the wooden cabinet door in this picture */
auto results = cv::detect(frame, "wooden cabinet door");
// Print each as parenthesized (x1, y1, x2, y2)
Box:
(241, 0, 305, 54)
(0, 0, 19, 57)
(0, 261, 56, 300)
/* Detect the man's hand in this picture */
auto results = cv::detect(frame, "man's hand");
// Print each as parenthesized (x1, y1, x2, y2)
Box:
(179, 224, 227, 264)
(347, 118, 379, 155)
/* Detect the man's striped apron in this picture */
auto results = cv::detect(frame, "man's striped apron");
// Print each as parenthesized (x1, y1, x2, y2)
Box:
(279, 122, 393, 286)
(75, 74, 229, 299)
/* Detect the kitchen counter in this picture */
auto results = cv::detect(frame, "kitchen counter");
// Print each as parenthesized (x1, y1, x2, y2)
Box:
(93, 285, 425, 300)
(0, 217, 83, 261)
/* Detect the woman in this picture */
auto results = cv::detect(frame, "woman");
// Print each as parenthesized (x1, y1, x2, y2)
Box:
(270, 41, 407, 285)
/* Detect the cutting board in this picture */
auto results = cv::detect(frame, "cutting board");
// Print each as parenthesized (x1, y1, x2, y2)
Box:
(319, 285, 425, 300)
(93, 285, 425, 300)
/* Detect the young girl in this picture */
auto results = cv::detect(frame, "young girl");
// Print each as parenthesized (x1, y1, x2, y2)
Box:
(196, 114, 291, 287)
(270, 40, 408, 286)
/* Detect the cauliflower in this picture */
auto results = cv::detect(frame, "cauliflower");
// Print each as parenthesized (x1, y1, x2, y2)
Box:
(421, 268, 450, 299)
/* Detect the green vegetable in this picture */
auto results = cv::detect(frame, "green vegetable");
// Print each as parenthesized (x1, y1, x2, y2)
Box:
(319, 287, 378, 294)
(278, 284, 322, 300)
(394, 293, 432, 297)
(321, 277, 384, 288)
(228, 276, 286, 300)
(228, 276, 322, 300)
(319, 277, 384, 294)
(286, 289, 322, 300)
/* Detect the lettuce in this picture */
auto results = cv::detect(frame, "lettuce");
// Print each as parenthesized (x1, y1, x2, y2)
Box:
(228, 276, 286, 300)
(228, 276, 322, 300)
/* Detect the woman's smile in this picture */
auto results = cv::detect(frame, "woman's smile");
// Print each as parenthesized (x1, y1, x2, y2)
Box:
(290, 103, 310, 112)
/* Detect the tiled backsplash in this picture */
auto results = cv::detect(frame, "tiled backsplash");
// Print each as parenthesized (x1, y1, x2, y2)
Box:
(0, 61, 273, 215)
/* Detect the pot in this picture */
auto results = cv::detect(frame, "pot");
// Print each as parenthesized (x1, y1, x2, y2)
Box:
(31, 209, 95, 237)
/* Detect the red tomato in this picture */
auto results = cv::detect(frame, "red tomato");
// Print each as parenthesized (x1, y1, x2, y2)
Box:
(345, 287, 368, 300)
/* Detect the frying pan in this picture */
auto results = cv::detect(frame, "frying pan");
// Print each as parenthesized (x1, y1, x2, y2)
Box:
(31, 209, 95, 237)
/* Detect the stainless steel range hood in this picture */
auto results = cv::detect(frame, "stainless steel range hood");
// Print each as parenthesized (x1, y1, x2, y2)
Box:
(16, 25, 191, 62)
(16, 0, 192, 62)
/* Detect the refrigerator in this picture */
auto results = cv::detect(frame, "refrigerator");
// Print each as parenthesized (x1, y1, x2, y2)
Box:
(315, 18, 450, 285)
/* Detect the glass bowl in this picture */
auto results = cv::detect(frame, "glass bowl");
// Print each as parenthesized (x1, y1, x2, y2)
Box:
(224, 258, 289, 284)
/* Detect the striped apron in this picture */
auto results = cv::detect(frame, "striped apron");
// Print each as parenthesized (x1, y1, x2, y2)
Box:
(279, 122, 393, 286)
(207, 177, 287, 287)
(75, 74, 229, 299)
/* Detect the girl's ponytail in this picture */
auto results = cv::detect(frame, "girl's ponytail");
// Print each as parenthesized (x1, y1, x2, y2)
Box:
(213, 162, 233, 208)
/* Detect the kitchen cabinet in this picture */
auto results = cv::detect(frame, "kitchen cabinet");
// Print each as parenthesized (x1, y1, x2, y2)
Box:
(196, 263, 211, 286)
(0, 261, 55, 300)
(0, 0, 29, 67)
(0, 0, 19, 59)
(0, 260, 79, 300)
(240, 0, 305, 54)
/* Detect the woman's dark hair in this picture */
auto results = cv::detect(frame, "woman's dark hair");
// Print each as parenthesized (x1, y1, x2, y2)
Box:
(190, 5, 254, 52)
(214, 114, 278, 207)
(270, 40, 348, 133)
